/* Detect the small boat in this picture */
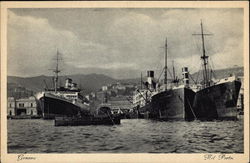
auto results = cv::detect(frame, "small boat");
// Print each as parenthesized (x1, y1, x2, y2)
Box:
(54, 106, 121, 126)
(54, 116, 121, 126)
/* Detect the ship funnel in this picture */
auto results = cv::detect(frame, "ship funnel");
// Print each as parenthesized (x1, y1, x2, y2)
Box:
(65, 78, 73, 89)
(146, 70, 157, 89)
(147, 71, 154, 78)
(147, 70, 154, 85)
(71, 83, 77, 90)
(182, 67, 189, 87)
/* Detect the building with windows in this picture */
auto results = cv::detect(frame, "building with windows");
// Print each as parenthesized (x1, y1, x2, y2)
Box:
(7, 97, 16, 116)
(7, 96, 38, 116)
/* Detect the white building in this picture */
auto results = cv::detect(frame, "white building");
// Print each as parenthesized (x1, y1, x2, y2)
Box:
(7, 96, 38, 116)
(7, 97, 16, 116)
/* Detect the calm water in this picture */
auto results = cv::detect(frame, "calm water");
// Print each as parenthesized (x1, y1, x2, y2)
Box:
(8, 119, 243, 153)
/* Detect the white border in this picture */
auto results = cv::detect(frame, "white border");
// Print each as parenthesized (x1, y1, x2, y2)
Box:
(1, 1, 249, 163)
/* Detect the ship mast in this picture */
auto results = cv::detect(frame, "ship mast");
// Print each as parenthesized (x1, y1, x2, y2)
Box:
(200, 21, 209, 87)
(140, 72, 143, 89)
(164, 37, 168, 90)
(193, 20, 212, 88)
(53, 50, 61, 93)
(172, 60, 176, 81)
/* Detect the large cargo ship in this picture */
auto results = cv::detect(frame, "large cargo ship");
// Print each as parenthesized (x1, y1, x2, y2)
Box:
(149, 72, 196, 120)
(138, 38, 197, 120)
(150, 86, 196, 120)
(140, 20, 242, 121)
(192, 21, 241, 120)
(35, 51, 90, 119)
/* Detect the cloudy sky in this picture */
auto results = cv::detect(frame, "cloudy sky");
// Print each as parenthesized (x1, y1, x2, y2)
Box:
(8, 8, 243, 79)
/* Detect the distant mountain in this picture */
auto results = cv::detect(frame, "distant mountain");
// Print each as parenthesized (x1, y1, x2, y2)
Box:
(190, 67, 243, 84)
(7, 66, 244, 95)
(62, 74, 117, 93)
(7, 74, 117, 94)
(7, 83, 34, 99)
(117, 78, 141, 84)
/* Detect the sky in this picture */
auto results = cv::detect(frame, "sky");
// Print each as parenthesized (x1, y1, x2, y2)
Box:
(7, 8, 243, 79)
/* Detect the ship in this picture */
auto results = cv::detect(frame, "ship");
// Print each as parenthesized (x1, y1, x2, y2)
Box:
(35, 51, 90, 119)
(133, 38, 196, 121)
(192, 21, 241, 120)
(149, 38, 196, 121)
(54, 106, 121, 126)
(132, 71, 159, 119)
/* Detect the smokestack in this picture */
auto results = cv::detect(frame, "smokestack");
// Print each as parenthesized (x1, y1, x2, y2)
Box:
(147, 70, 154, 85)
(65, 78, 72, 89)
(182, 67, 189, 87)
(147, 71, 154, 78)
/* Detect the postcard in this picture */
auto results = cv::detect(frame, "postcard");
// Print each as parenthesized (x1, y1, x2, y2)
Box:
(1, 1, 249, 163)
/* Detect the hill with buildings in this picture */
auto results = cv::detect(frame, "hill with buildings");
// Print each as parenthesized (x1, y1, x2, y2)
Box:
(8, 74, 118, 95)
(7, 66, 243, 98)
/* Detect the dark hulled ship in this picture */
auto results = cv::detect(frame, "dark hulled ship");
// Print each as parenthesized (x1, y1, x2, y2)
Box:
(192, 21, 241, 120)
(135, 22, 241, 121)
(137, 38, 196, 120)
(150, 67, 196, 121)
(35, 51, 90, 119)
(193, 77, 241, 120)
(150, 87, 196, 120)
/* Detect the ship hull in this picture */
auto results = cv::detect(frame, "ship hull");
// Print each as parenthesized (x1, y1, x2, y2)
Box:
(37, 93, 89, 119)
(193, 80, 241, 120)
(150, 87, 196, 120)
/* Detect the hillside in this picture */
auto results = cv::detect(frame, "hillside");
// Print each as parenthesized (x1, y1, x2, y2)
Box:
(190, 67, 243, 84)
(7, 66, 243, 95)
(8, 74, 117, 94)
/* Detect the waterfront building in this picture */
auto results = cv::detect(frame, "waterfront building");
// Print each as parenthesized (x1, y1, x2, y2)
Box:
(16, 96, 37, 116)
(7, 97, 16, 116)
(7, 96, 38, 116)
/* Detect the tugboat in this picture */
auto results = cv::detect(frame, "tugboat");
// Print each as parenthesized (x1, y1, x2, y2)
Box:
(35, 51, 90, 119)
(54, 106, 121, 126)
(192, 21, 241, 120)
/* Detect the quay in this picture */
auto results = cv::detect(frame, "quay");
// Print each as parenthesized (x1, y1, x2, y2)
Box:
(8, 115, 41, 119)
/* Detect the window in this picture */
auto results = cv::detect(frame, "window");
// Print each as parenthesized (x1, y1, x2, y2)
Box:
(9, 103, 11, 107)
(19, 103, 24, 107)
(31, 103, 33, 107)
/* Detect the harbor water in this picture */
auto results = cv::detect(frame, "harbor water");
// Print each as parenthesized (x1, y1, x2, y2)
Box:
(8, 119, 243, 153)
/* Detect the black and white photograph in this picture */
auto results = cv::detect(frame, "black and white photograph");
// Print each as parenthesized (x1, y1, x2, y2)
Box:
(1, 1, 249, 163)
